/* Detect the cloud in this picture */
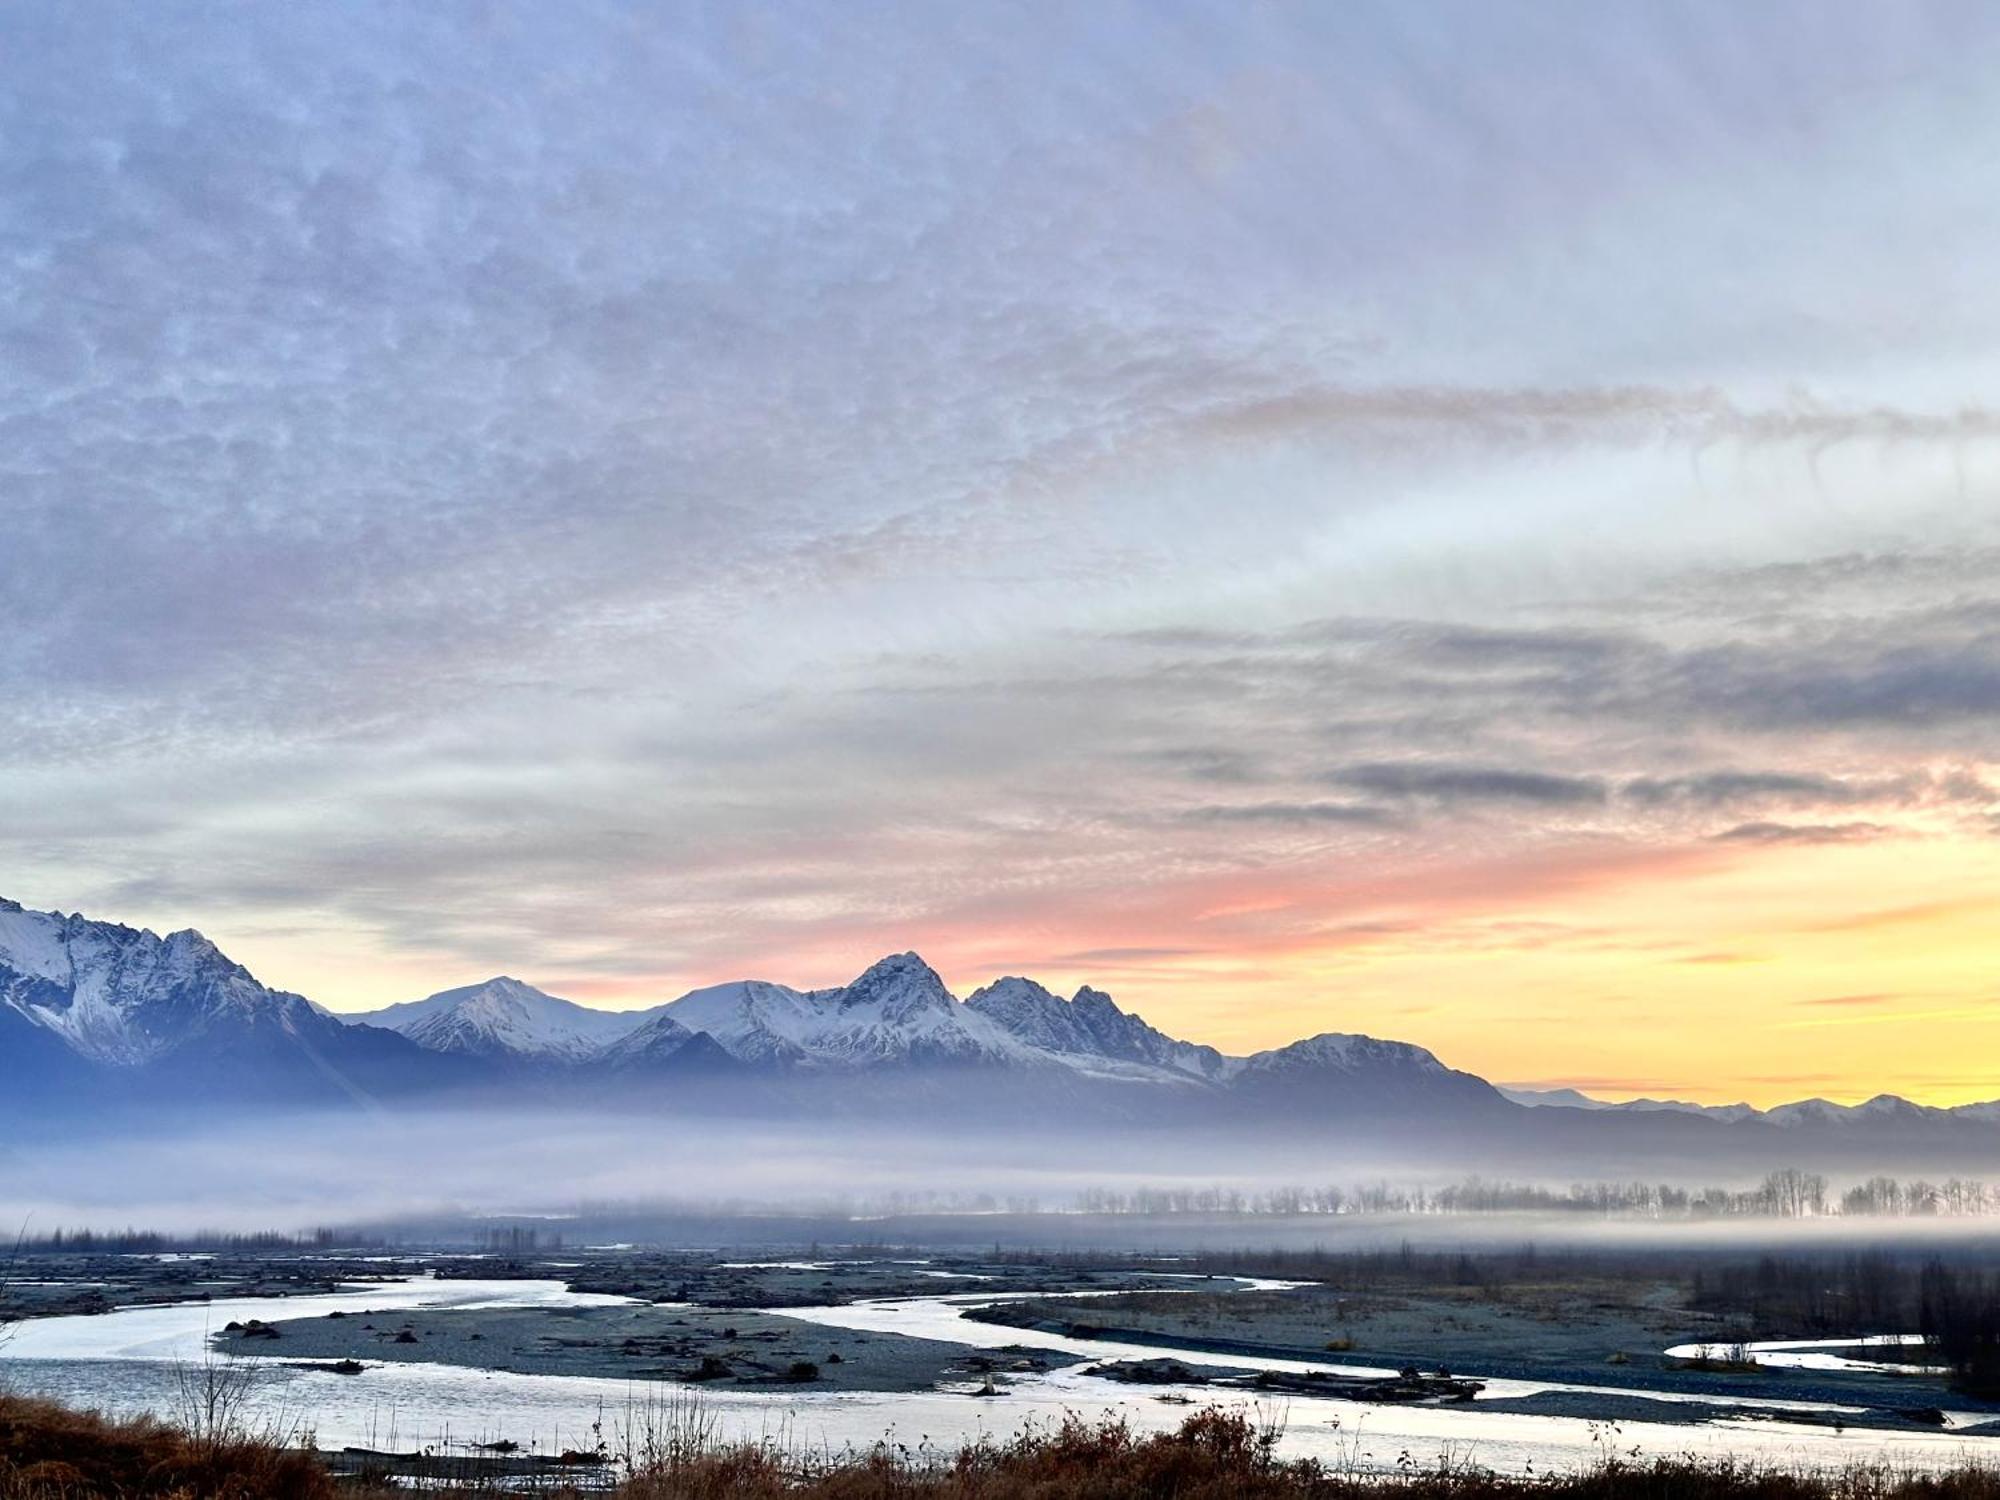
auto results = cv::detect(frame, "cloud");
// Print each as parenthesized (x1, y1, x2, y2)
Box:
(1323, 763, 1609, 807)
(4, 0, 2000, 1086)
(1676, 643, 2000, 731)
(1180, 801, 1397, 826)
(1049, 947, 1204, 965)
(1624, 772, 1914, 809)
(1708, 821, 1893, 846)
(1192, 383, 2000, 457)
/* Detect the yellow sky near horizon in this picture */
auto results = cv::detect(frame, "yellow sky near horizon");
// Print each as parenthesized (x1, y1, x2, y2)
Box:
(1081, 830, 2000, 1109)
(250, 820, 2000, 1112)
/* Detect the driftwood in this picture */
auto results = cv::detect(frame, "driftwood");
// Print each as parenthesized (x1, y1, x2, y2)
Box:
(324, 1444, 610, 1483)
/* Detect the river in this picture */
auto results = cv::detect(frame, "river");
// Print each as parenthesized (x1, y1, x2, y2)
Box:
(2, 1274, 1994, 1476)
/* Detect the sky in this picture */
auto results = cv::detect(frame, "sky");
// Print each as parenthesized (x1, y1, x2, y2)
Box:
(6, 2, 2000, 1106)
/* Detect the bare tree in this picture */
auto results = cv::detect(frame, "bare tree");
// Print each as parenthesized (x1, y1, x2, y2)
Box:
(171, 1347, 264, 1461)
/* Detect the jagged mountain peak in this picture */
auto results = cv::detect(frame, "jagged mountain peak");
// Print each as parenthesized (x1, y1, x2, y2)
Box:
(966, 974, 1226, 1082)
(977, 975, 1062, 1002)
(838, 952, 956, 1012)
(657, 958, 1023, 1070)
(163, 927, 227, 960)
(0, 898, 370, 1070)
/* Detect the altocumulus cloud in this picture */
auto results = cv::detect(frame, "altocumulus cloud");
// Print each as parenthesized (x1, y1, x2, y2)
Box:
(4, 2, 2000, 1001)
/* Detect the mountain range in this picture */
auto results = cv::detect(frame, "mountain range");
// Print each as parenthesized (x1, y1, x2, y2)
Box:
(5, 896, 1997, 1173)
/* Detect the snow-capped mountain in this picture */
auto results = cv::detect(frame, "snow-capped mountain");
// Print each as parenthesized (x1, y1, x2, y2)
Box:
(1234, 1032, 1454, 1079)
(1235, 1032, 1449, 1079)
(1220, 1033, 1514, 1121)
(0, 897, 441, 1104)
(1619, 1097, 1764, 1123)
(660, 953, 1030, 1069)
(1765, 1095, 1945, 1129)
(1502, 1087, 1961, 1128)
(9, 894, 2000, 1166)
(966, 978, 1227, 1081)
(349, 977, 647, 1062)
(2, 897, 350, 1066)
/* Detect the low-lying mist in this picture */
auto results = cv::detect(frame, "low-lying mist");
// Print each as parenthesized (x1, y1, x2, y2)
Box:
(6, 1108, 1999, 1250)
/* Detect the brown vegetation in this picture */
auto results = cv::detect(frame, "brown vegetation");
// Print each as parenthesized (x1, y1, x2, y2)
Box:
(7, 1394, 2000, 1500)
(0, 1391, 333, 1500)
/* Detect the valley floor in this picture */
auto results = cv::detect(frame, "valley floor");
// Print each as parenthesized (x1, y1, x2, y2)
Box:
(7, 1242, 2000, 1485)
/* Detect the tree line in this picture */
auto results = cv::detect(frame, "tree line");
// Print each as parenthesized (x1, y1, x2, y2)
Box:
(14, 1227, 365, 1253)
(1068, 1171, 1998, 1218)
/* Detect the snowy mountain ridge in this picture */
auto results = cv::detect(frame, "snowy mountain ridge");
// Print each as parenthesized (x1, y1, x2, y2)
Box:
(0, 897, 329, 1065)
(348, 976, 646, 1062)
(6, 897, 2000, 1137)
(659, 953, 1036, 1069)
(965, 977, 1228, 1081)
(1503, 1085, 1981, 1127)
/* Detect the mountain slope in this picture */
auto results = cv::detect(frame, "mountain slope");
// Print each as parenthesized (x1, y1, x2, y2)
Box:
(1500, 1086, 1613, 1110)
(1224, 1032, 1513, 1120)
(0, 992, 102, 1107)
(2, 898, 353, 1067)
(350, 977, 646, 1062)
(0, 897, 457, 1107)
(598, 1011, 737, 1071)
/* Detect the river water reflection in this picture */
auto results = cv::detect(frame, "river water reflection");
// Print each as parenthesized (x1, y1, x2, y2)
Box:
(3, 1275, 1994, 1477)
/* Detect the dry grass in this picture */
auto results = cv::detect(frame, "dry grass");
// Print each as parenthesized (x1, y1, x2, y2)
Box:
(4, 1394, 2000, 1499)
(0, 1390, 334, 1499)
(609, 1412, 2000, 1500)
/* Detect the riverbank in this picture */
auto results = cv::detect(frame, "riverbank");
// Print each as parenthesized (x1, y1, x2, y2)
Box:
(967, 1278, 2000, 1424)
(8, 1391, 2000, 1499)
